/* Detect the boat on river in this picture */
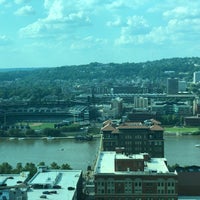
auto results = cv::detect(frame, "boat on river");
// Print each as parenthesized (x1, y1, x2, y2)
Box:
(195, 144, 200, 148)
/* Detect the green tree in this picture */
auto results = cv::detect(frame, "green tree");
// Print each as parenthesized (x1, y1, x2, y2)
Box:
(38, 161, 46, 166)
(50, 162, 60, 169)
(23, 163, 37, 178)
(0, 162, 13, 174)
(42, 128, 61, 137)
(61, 163, 72, 170)
(25, 129, 36, 137)
(12, 162, 23, 174)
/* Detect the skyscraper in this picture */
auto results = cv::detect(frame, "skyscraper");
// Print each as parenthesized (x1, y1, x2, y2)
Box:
(167, 78, 178, 94)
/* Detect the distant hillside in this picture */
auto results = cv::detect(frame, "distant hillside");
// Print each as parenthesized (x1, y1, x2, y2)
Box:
(0, 57, 200, 82)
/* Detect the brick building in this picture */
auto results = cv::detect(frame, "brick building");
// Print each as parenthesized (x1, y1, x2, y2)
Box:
(94, 151, 178, 200)
(101, 119, 164, 158)
(175, 166, 200, 196)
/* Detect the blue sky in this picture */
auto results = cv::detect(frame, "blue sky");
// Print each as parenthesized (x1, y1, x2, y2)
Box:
(0, 0, 200, 68)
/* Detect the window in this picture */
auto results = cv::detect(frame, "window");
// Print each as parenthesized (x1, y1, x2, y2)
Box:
(167, 178, 176, 194)
(107, 178, 115, 194)
(157, 178, 165, 194)
(96, 179, 105, 194)
(134, 178, 142, 194)
(125, 178, 132, 193)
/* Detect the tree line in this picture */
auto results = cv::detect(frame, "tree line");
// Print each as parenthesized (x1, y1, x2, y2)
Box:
(0, 161, 71, 180)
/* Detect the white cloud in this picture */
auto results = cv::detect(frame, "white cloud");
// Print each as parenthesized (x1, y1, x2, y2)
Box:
(19, 0, 94, 39)
(19, 9, 91, 39)
(70, 35, 107, 50)
(106, 17, 122, 27)
(163, 6, 200, 19)
(106, 0, 148, 10)
(45, 0, 64, 21)
(0, 35, 11, 45)
(19, 20, 47, 38)
(115, 15, 151, 45)
(15, 5, 35, 16)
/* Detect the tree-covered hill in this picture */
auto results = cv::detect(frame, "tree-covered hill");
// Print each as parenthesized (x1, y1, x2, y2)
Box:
(0, 57, 200, 100)
(0, 57, 200, 82)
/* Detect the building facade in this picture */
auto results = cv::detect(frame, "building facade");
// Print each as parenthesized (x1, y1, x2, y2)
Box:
(94, 151, 178, 200)
(175, 166, 200, 196)
(101, 119, 164, 158)
(167, 78, 178, 95)
(193, 71, 200, 84)
(134, 97, 148, 109)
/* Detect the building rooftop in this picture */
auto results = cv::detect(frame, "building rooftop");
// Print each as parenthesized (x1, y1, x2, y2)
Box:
(0, 171, 29, 187)
(94, 151, 173, 175)
(28, 169, 82, 200)
(101, 120, 164, 133)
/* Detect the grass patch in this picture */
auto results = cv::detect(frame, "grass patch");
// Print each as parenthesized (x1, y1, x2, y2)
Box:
(164, 126, 200, 133)
(29, 123, 54, 130)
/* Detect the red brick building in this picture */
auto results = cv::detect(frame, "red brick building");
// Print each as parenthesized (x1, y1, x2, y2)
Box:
(94, 151, 178, 200)
(101, 119, 164, 158)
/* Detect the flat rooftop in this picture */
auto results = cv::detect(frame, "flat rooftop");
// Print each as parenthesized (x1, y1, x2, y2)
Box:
(94, 151, 171, 175)
(28, 169, 82, 200)
(0, 171, 29, 187)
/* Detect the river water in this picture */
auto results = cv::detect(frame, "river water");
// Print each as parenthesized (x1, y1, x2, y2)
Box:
(0, 135, 199, 170)
(164, 135, 200, 166)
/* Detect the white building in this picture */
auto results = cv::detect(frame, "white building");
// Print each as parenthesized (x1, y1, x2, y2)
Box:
(193, 71, 200, 83)
(27, 167, 82, 200)
(0, 172, 29, 200)
(134, 96, 148, 109)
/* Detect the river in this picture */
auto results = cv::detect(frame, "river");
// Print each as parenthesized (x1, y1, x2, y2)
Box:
(164, 134, 200, 166)
(0, 135, 199, 170)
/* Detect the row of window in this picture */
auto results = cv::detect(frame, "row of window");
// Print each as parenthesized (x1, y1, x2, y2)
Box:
(96, 197, 177, 200)
(96, 179, 176, 195)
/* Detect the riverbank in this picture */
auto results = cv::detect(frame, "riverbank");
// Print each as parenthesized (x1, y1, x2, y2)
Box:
(0, 134, 101, 141)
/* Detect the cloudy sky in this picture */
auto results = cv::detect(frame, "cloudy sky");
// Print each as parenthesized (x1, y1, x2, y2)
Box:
(0, 0, 200, 68)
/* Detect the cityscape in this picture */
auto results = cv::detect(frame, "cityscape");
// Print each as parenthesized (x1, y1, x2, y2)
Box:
(1, 0, 200, 199)
(0, 58, 200, 199)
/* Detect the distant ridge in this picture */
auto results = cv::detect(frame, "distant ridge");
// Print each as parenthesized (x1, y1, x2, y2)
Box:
(0, 57, 199, 82)
(0, 68, 38, 72)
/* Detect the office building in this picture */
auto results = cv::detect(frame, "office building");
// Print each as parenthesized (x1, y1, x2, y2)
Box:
(111, 97, 123, 118)
(134, 96, 148, 109)
(167, 78, 178, 94)
(94, 151, 178, 200)
(178, 80, 187, 92)
(101, 119, 164, 158)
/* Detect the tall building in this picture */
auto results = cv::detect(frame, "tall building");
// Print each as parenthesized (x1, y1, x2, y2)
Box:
(111, 97, 123, 118)
(94, 151, 178, 200)
(134, 96, 148, 109)
(193, 71, 200, 83)
(101, 119, 164, 158)
(167, 78, 178, 94)
(178, 80, 187, 92)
